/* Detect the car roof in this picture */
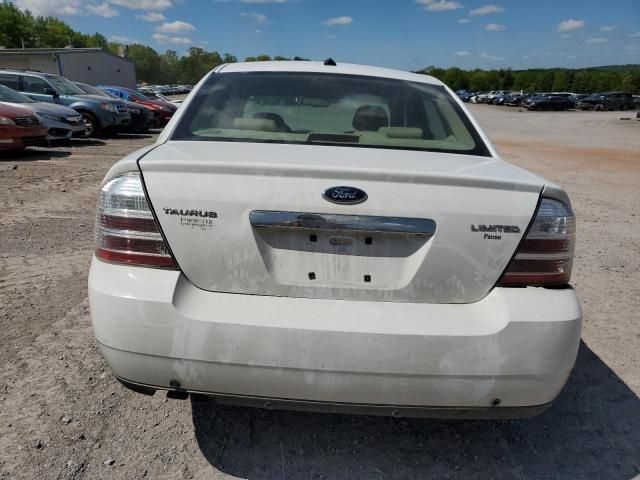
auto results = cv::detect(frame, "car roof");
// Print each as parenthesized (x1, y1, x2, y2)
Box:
(217, 61, 444, 86)
(0, 69, 43, 76)
(0, 70, 65, 81)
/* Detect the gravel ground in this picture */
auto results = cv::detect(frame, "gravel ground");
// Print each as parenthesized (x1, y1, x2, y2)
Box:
(0, 106, 639, 480)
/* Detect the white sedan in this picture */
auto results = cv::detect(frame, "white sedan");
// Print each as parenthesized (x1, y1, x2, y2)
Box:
(89, 60, 581, 418)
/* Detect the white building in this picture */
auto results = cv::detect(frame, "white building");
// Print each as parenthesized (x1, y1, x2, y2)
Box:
(0, 48, 136, 88)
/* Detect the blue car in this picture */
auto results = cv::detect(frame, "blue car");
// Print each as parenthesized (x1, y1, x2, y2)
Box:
(0, 70, 130, 137)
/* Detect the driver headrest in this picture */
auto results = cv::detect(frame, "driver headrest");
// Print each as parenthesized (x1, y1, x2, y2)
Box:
(352, 105, 389, 132)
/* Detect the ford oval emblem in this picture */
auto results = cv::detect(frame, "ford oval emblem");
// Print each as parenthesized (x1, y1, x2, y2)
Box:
(322, 186, 368, 205)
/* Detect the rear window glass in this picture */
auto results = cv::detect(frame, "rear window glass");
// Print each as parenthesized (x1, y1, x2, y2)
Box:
(172, 72, 489, 156)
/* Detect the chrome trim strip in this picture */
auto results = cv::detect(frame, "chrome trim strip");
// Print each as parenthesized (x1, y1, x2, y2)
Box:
(249, 211, 436, 236)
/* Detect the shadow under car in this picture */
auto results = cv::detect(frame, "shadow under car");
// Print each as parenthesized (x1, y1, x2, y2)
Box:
(191, 341, 639, 479)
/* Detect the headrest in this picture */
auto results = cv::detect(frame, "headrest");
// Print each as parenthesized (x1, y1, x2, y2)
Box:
(253, 112, 291, 132)
(352, 105, 389, 132)
(233, 118, 278, 131)
(378, 127, 423, 139)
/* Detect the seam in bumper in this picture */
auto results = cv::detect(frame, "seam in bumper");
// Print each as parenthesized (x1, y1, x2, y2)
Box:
(115, 375, 552, 419)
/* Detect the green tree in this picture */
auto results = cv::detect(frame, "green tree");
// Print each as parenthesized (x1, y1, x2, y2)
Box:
(127, 44, 162, 83)
(570, 70, 590, 93)
(222, 53, 237, 63)
(551, 70, 572, 92)
(0, 1, 34, 48)
(80, 32, 109, 49)
(32, 16, 76, 47)
(421, 66, 446, 80)
(160, 49, 180, 84)
(468, 70, 491, 91)
(621, 72, 640, 93)
(178, 47, 223, 83)
(443, 67, 469, 91)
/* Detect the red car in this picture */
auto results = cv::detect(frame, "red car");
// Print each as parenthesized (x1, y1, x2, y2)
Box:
(98, 86, 177, 126)
(0, 103, 48, 151)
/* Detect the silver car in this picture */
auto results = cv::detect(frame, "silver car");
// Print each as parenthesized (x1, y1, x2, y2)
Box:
(0, 84, 84, 141)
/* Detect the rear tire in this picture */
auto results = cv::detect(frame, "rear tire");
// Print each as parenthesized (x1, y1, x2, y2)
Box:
(594, 104, 603, 112)
(79, 112, 100, 138)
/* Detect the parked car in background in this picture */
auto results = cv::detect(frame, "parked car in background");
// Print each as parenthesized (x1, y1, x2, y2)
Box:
(521, 93, 548, 108)
(137, 86, 154, 97)
(0, 70, 130, 138)
(577, 92, 635, 111)
(0, 102, 47, 151)
(491, 92, 514, 105)
(74, 82, 155, 133)
(142, 91, 183, 106)
(503, 93, 532, 106)
(90, 61, 581, 419)
(0, 84, 84, 142)
(527, 95, 574, 111)
(474, 91, 498, 103)
(569, 94, 589, 105)
(457, 91, 477, 102)
(489, 91, 512, 105)
(98, 86, 177, 126)
(140, 85, 183, 96)
(475, 91, 510, 104)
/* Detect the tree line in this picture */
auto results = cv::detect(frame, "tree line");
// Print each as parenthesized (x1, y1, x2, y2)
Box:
(1, 1, 639, 91)
(125, 46, 308, 85)
(0, 2, 308, 84)
(417, 66, 640, 94)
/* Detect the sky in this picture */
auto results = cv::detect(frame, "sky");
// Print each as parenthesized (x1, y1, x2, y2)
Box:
(13, 0, 640, 70)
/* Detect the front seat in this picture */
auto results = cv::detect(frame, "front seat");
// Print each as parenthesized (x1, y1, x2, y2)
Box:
(352, 105, 389, 132)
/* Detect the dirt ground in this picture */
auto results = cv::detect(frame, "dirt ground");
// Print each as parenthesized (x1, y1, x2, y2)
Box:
(0, 106, 639, 480)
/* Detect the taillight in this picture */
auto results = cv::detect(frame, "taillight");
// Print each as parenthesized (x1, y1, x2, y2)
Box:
(499, 197, 575, 286)
(95, 172, 177, 269)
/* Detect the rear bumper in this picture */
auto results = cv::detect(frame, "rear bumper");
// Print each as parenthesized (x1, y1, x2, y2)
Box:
(89, 258, 582, 416)
(114, 375, 551, 419)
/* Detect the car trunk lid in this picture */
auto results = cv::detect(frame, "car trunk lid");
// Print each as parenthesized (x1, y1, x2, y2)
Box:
(139, 141, 543, 303)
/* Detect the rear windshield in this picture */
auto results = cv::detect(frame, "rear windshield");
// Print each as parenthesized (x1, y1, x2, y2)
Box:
(172, 72, 489, 156)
